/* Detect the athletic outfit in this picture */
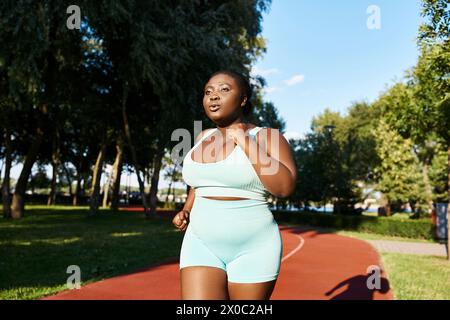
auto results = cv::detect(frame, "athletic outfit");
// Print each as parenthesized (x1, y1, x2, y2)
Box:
(179, 126, 283, 283)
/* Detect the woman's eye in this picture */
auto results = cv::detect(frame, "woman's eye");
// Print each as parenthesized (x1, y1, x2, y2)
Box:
(221, 87, 229, 92)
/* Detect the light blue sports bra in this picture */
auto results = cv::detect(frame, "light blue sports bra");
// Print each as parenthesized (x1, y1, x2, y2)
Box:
(182, 126, 270, 203)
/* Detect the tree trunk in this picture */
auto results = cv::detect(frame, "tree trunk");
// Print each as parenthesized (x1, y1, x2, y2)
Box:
(149, 151, 164, 216)
(165, 182, 172, 204)
(422, 162, 434, 212)
(62, 163, 73, 197)
(72, 155, 84, 206)
(11, 14, 57, 218)
(386, 203, 392, 217)
(172, 177, 177, 206)
(47, 133, 60, 206)
(2, 129, 12, 218)
(11, 123, 46, 219)
(110, 139, 124, 210)
(102, 164, 113, 208)
(73, 171, 81, 206)
(121, 85, 152, 217)
(47, 160, 57, 205)
(89, 143, 107, 215)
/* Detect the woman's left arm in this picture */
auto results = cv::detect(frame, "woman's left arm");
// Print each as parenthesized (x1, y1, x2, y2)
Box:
(234, 127, 297, 198)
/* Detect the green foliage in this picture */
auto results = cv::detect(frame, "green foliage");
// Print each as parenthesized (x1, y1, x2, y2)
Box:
(374, 27, 449, 213)
(373, 119, 428, 212)
(0, 0, 281, 216)
(419, 0, 450, 43)
(273, 211, 434, 240)
(292, 132, 335, 204)
(294, 103, 380, 213)
(27, 165, 51, 192)
(429, 142, 449, 202)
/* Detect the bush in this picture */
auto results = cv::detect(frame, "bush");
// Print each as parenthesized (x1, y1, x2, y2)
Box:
(272, 210, 433, 240)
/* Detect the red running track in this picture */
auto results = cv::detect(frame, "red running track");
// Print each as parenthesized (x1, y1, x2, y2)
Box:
(42, 225, 394, 300)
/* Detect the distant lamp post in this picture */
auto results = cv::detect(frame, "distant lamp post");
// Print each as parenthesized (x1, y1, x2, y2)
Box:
(324, 124, 337, 214)
(324, 125, 336, 135)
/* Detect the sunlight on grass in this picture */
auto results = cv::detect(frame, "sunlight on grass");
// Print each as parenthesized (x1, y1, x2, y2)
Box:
(1, 237, 82, 246)
(380, 253, 450, 300)
(335, 229, 450, 299)
(110, 232, 143, 238)
(337, 230, 436, 243)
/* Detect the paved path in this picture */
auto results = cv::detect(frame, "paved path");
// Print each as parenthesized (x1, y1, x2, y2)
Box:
(42, 225, 393, 300)
(365, 240, 448, 257)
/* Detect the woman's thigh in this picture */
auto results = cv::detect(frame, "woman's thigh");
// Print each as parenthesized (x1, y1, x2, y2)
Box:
(181, 266, 229, 300)
(228, 280, 277, 300)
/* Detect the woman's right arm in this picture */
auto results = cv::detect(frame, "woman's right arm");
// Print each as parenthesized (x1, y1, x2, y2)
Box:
(172, 129, 208, 231)
(172, 187, 194, 232)
(182, 186, 195, 213)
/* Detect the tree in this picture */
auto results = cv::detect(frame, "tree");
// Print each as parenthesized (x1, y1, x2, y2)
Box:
(0, 1, 85, 218)
(379, 0, 450, 257)
(373, 119, 428, 216)
(307, 104, 381, 214)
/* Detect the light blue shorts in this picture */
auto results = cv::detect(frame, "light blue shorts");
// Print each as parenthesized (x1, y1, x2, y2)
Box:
(179, 196, 283, 283)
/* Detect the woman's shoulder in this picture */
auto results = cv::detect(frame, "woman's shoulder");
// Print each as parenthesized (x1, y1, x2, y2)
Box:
(248, 124, 271, 135)
(250, 126, 285, 145)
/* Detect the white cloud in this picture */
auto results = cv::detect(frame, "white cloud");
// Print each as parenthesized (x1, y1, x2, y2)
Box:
(284, 74, 305, 86)
(264, 86, 280, 94)
(251, 66, 280, 77)
(283, 131, 304, 141)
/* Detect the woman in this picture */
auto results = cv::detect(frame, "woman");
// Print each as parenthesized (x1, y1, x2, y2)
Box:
(172, 70, 297, 300)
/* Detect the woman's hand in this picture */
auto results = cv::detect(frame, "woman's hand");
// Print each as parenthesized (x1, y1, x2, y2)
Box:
(172, 209, 190, 231)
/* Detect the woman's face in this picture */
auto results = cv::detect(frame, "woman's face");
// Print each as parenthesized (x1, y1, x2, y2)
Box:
(202, 73, 246, 123)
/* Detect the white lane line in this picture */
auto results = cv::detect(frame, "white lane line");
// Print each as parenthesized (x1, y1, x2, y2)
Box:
(281, 233, 305, 263)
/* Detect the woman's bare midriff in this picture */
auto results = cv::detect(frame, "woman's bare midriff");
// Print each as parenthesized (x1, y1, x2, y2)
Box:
(200, 196, 250, 201)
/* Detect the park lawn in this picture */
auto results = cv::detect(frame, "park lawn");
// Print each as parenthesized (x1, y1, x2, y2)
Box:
(362, 212, 419, 220)
(336, 230, 436, 243)
(379, 253, 450, 300)
(334, 227, 449, 300)
(0, 205, 183, 300)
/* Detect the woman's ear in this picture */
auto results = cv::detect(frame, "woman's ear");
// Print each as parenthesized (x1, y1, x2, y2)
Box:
(240, 95, 247, 107)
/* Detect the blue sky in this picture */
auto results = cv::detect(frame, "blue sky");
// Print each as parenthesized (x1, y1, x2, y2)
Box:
(252, 0, 423, 139)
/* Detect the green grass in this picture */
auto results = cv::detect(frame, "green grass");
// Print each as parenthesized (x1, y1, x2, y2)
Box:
(336, 230, 436, 243)
(362, 211, 429, 220)
(379, 253, 450, 300)
(338, 227, 450, 300)
(0, 205, 183, 300)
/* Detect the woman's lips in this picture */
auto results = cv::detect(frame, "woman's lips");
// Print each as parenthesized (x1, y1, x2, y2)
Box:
(209, 104, 221, 112)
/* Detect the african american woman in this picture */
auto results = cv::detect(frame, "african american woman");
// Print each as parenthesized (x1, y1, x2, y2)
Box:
(172, 70, 297, 300)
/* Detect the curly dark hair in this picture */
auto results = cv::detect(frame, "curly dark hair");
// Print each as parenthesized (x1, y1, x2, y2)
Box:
(208, 70, 253, 117)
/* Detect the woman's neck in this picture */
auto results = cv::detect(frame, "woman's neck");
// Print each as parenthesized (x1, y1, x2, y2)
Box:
(215, 117, 251, 137)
